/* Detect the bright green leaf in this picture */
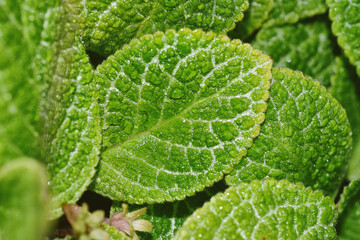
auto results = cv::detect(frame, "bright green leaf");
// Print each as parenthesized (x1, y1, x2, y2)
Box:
(110, 181, 226, 240)
(229, 0, 274, 40)
(78, 0, 249, 55)
(41, 3, 101, 218)
(226, 68, 352, 197)
(337, 178, 360, 239)
(252, 20, 336, 87)
(0, 158, 49, 240)
(329, 56, 360, 181)
(263, 0, 327, 28)
(0, 0, 59, 163)
(327, 0, 360, 77)
(174, 178, 337, 240)
(91, 28, 272, 204)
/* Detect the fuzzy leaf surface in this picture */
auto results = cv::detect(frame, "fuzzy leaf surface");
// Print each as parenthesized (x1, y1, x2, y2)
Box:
(229, 0, 274, 40)
(0, 0, 58, 163)
(78, 0, 249, 55)
(327, 0, 360, 77)
(0, 158, 49, 240)
(41, 3, 101, 218)
(263, 0, 327, 28)
(91, 28, 272, 204)
(329, 56, 360, 180)
(226, 68, 352, 197)
(337, 178, 360, 239)
(252, 21, 336, 87)
(174, 178, 337, 240)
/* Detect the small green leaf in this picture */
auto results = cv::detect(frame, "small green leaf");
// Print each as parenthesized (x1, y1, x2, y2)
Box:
(174, 178, 337, 240)
(226, 68, 352, 197)
(110, 181, 226, 239)
(41, 3, 101, 218)
(337, 178, 360, 239)
(91, 28, 272, 204)
(0, 158, 49, 240)
(252, 20, 336, 87)
(329, 56, 360, 181)
(327, 0, 360, 77)
(263, 0, 327, 28)
(229, 0, 274, 40)
(78, 0, 249, 55)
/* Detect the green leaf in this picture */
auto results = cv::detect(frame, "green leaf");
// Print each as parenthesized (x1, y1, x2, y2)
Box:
(174, 178, 337, 240)
(0, 0, 58, 163)
(110, 181, 226, 240)
(0, 158, 49, 240)
(226, 68, 352, 197)
(263, 0, 327, 28)
(41, 3, 101, 218)
(252, 20, 336, 87)
(229, 0, 274, 40)
(91, 28, 272, 204)
(327, 0, 360, 77)
(329, 56, 360, 181)
(337, 178, 360, 239)
(78, 0, 249, 55)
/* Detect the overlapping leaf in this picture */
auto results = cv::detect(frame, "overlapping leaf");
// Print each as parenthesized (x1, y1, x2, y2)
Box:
(0, 158, 49, 240)
(226, 68, 352, 197)
(0, 0, 59, 163)
(40, 2, 101, 218)
(329, 56, 360, 180)
(263, 0, 327, 28)
(78, 0, 249, 55)
(91, 28, 272, 204)
(229, 0, 274, 40)
(174, 178, 337, 240)
(252, 21, 336, 87)
(327, 0, 360, 77)
(110, 181, 226, 240)
(337, 178, 360, 239)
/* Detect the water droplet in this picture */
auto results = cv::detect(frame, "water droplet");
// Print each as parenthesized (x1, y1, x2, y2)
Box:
(170, 87, 184, 99)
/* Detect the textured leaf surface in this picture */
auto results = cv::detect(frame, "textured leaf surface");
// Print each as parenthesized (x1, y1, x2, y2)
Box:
(91, 28, 272, 204)
(252, 21, 336, 87)
(0, 0, 57, 163)
(337, 178, 360, 239)
(110, 181, 226, 240)
(329, 56, 360, 180)
(78, 0, 249, 55)
(41, 3, 101, 218)
(0, 158, 49, 240)
(327, 0, 360, 77)
(174, 178, 337, 240)
(229, 0, 274, 40)
(226, 68, 352, 197)
(263, 0, 327, 28)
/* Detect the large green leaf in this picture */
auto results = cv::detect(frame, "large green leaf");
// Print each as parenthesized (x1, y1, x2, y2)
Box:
(174, 178, 337, 240)
(78, 0, 249, 55)
(263, 0, 327, 28)
(40, 2, 101, 219)
(226, 68, 352, 197)
(337, 178, 360, 239)
(327, 0, 360, 77)
(0, 0, 59, 163)
(229, 0, 274, 40)
(329, 56, 360, 181)
(252, 20, 336, 87)
(110, 181, 227, 239)
(0, 158, 49, 240)
(91, 28, 272, 204)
